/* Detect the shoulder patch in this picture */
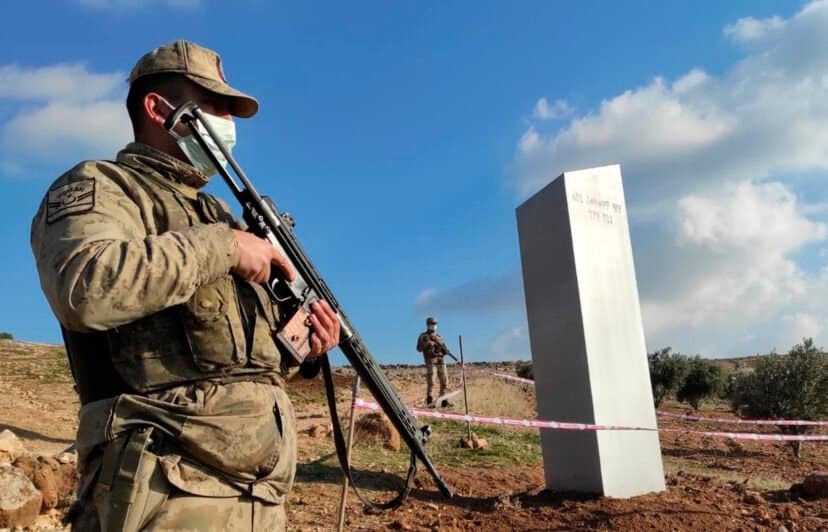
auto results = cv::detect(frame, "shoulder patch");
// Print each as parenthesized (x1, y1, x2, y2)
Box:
(46, 178, 96, 224)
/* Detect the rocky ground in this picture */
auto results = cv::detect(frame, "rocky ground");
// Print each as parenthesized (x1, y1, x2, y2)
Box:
(0, 339, 827, 531)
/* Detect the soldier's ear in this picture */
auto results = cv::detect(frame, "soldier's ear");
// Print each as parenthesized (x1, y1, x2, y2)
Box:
(143, 93, 170, 129)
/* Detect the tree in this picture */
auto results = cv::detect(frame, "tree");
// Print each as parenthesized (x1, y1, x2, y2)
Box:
(0, 332, 12, 340)
(647, 347, 689, 407)
(676, 356, 725, 410)
(729, 338, 828, 458)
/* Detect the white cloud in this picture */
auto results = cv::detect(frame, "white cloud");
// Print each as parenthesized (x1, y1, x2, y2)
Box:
(0, 64, 123, 103)
(723, 16, 785, 45)
(4, 101, 130, 159)
(532, 98, 573, 120)
(511, 1, 828, 357)
(491, 326, 530, 359)
(513, 1, 828, 205)
(639, 180, 826, 355)
(782, 312, 824, 342)
(0, 63, 129, 168)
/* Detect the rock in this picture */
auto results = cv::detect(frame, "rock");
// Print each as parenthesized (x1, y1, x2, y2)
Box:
(307, 424, 329, 439)
(458, 432, 489, 450)
(743, 491, 766, 505)
(802, 472, 828, 498)
(0, 465, 43, 529)
(13, 454, 77, 511)
(781, 505, 800, 520)
(354, 413, 401, 452)
(0, 430, 24, 465)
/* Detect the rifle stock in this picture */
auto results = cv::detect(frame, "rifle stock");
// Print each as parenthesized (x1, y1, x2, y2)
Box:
(164, 102, 454, 504)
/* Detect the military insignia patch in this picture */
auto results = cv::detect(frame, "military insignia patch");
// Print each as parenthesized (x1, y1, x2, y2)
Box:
(46, 179, 95, 224)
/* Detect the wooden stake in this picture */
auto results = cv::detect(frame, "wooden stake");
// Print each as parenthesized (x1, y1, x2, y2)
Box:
(459, 335, 472, 441)
(336, 375, 361, 532)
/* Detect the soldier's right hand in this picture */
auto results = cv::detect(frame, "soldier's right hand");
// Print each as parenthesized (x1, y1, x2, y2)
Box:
(232, 229, 296, 284)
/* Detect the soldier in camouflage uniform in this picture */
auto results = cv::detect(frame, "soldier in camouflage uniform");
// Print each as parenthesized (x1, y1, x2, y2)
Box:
(30, 40, 340, 531)
(415, 316, 451, 407)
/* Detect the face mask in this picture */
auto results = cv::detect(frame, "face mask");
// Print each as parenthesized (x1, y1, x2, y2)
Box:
(428, 325, 436, 332)
(162, 97, 236, 177)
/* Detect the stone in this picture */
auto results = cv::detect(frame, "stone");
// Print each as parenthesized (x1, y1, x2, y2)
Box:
(0, 430, 24, 465)
(0, 465, 43, 529)
(802, 472, 828, 498)
(743, 490, 766, 505)
(516, 165, 665, 498)
(354, 413, 401, 452)
(307, 424, 329, 439)
(13, 454, 77, 511)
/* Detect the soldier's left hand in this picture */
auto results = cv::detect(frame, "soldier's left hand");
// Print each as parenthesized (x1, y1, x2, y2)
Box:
(308, 300, 340, 358)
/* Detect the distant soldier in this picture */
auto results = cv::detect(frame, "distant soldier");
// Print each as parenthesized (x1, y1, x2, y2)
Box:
(416, 316, 453, 407)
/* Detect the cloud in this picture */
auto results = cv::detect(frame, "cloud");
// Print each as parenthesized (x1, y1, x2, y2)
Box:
(507, 2, 828, 357)
(413, 271, 524, 316)
(512, 1, 828, 205)
(532, 98, 573, 120)
(491, 326, 530, 359)
(639, 180, 826, 355)
(0, 63, 129, 169)
(0, 64, 123, 103)
(723, 16, 785, 45)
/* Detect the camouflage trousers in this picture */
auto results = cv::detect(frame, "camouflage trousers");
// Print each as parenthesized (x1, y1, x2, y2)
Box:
(71, 466, 288, 531)
(425, 357, 448, 400)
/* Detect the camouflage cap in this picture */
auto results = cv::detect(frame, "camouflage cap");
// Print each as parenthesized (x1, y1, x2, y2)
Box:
(129, 40, 258, 118)
(426, 316, 437, 325)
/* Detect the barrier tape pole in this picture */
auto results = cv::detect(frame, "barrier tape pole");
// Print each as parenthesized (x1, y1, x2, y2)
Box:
(459, 335, 472, 440)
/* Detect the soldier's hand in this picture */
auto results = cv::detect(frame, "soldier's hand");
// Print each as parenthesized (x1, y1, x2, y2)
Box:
(308, 300, 340, 358)
(232, 230, 296, 284)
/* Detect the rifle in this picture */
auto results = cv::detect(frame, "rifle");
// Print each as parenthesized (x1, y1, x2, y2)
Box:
(164, 102, 453, 509)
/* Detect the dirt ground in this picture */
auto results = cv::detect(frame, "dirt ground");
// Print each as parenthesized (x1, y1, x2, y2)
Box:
(1, 339, 827, 531)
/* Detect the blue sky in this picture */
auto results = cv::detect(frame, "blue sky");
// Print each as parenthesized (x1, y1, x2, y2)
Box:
(2, 0, 826, 364)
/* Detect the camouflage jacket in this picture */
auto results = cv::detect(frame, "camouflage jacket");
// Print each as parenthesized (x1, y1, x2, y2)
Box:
(416, 330, 447, 360)
(30, 143, 295, 502)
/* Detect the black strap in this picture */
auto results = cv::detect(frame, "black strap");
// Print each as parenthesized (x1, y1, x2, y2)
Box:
(321, 355, 416, 510)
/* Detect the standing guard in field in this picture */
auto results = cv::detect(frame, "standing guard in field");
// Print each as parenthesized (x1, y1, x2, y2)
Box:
(416, 316, 455, 408)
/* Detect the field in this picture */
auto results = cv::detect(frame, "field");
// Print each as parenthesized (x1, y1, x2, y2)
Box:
(0, 339, 826, 531)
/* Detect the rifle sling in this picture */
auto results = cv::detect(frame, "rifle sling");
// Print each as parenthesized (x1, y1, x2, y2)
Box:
(322, 356, 416, 511)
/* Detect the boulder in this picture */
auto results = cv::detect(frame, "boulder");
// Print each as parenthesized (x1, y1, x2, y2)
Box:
(459, 432, 489, 450)
(354, 413, 401, 452)
(13, 454, 77, 511)
(0, 430, 24, 465)
(0, 465, 43, 529)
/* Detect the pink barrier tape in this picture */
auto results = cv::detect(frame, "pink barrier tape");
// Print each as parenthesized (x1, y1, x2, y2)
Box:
(351, 399, 828, 442)
(484, 370, 828, 427)
(657, 410, 828, 427)
(486, 371, 535, 385)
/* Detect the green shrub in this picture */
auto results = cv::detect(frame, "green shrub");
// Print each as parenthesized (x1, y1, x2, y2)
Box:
(676, 356, 725, 410)
(0, 332, 12, 340)
(515, 360, 533, 380)
(647, 347, 689, 407)
(729, 338, 828, 457)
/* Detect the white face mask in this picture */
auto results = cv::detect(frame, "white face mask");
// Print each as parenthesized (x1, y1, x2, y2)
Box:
(162, 97, 236, 177)
(428, 324, 437, 332)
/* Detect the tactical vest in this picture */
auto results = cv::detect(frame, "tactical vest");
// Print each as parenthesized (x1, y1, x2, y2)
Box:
(63, 162, 284, 404)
